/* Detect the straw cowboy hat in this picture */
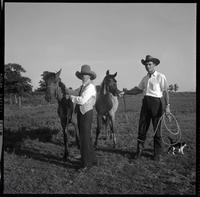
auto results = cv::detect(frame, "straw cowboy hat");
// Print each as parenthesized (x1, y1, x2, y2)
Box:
(75, 64, 96, 80)
(141, 55, 160, 66)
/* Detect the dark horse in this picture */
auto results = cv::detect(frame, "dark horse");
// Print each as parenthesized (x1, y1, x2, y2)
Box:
(94, 70, 121, 148)
(43, 69, 79, 160)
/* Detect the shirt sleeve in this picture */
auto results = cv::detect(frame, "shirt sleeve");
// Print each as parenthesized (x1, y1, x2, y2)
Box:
(138, 77, 145, 90)
(160, 74, 168, 91)
(71, 84, 96, 105)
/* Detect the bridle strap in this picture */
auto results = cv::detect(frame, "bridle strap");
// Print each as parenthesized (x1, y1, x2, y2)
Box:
(55, 83, 63, 101)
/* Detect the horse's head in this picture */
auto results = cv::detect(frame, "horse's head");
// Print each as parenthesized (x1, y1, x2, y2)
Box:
(42, 69, 62, 102)
(101, 70, 120, 96)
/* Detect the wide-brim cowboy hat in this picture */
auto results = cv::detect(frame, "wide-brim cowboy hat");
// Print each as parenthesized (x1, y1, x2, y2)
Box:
(141, 55, 160, 66)
(75, 64, 96, 80)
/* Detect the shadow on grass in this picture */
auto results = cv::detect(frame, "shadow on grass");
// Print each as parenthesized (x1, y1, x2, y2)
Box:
(4, 127, 81, 170)
(96, 146, 154, 160)
(4, 127, 59, 145)
(12, 147, 81, 170)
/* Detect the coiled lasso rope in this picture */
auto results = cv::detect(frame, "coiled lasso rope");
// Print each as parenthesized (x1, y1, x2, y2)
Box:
(153, 112, 182, 146)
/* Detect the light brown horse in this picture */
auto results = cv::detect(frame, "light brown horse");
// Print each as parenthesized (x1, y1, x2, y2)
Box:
(94, 70, 121, 148)
(42, 69, 79, 160)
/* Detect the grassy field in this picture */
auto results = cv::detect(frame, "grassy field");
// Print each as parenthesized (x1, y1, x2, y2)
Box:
(4, 92, 196, 194)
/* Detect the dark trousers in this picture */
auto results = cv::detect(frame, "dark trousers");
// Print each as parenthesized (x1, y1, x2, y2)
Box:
(138, 96, 163, 156)
(77, 108, 97, 167)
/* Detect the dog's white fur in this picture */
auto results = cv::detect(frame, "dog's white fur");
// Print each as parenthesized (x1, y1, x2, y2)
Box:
(168, 143, 187, 155)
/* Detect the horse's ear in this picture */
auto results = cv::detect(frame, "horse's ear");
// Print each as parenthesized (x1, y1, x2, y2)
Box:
(56, 69, 62, 79)
(113, 72, 117, 78)
(106, 70, 109, 76)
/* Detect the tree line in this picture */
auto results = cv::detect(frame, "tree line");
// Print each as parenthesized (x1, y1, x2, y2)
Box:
(4, 63, 33, 107)
(4, 63, 179, 107)
(4, 63, 48, 107)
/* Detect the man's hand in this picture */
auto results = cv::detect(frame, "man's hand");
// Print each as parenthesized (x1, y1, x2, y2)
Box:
(118, 88, 128, 97)
(165, 104, 171, 114)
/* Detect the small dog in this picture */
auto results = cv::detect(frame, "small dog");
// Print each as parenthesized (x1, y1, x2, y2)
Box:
(167, 137, 187, 155)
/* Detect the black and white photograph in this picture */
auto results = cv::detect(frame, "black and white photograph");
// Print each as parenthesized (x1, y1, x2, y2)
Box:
(3, 2, 196, 194)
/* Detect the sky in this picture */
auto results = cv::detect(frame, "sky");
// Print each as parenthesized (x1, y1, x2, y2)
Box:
(5, 3, 196, 92)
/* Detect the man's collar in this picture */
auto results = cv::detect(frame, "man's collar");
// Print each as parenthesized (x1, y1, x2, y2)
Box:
(152, 71, 157, 76)
(82, 80, 91, 87)
(147, 70, 157, 77)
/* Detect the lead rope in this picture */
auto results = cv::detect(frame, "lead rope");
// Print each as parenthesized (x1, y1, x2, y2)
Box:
(122, 95, 129, 123)
(122, 95, 181, 146)
(153, 112, 182, 146)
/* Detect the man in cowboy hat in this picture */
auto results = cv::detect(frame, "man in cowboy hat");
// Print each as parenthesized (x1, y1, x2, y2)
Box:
(122, 55, 171, 161)
(70, 64, 97, 169)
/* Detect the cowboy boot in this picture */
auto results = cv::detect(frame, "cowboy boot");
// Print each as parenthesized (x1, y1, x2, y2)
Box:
(135, 141, 144, 159)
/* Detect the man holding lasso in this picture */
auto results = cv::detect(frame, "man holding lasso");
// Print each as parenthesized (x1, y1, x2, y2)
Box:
(122, 55, 171, 161)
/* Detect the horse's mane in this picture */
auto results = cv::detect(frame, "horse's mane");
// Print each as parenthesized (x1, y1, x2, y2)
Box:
(58, 81, 67, 96)
(99, 78, 107, 95)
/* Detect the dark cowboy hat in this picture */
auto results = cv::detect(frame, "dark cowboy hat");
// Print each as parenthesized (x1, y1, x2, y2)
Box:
(141, 55, 160, 66)
(75, 64, 96, 80)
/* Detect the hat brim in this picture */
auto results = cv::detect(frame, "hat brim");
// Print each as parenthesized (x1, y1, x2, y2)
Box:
(75, 71, 96, 80)
(141, 58, 160, 66)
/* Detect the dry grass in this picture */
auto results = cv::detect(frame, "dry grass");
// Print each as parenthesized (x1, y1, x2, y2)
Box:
(4, 92, 196, 194)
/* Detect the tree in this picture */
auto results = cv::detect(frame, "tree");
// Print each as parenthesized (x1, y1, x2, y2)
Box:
(34, 80, 46, 93)
(168, 84, 174, 92)
(174, 83, 179, 92)
(4, 63, 33, 107)
(34, 71, 48, 93)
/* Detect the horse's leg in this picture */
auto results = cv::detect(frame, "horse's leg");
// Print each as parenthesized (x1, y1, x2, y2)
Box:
(110, 114, 117, 148)
(71, 121, 80, 149)
(101, 115, 108, 140)
(61, 119, 69, 161)
(104, 116, 110, 142)
(105, 115, 110, 140)
(94, 115, 102, 148)
(106, 114, 112, 140)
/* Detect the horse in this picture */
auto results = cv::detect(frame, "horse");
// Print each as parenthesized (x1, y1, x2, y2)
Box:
(94, 70, 121, 148)
(42, 69, 80, 160)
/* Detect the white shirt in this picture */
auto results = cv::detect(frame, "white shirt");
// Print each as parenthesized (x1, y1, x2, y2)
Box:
(71, 83, 96, 114)
(138, 71, 168, 98)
